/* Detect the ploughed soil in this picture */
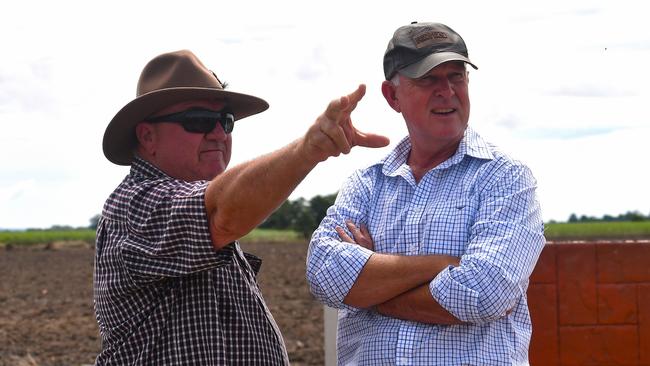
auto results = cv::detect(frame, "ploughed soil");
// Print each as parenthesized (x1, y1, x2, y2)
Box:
(0, 241, 324, 366)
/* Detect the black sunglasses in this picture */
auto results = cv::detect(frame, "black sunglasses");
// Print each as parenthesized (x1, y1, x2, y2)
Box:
(146, 108, 235, 134)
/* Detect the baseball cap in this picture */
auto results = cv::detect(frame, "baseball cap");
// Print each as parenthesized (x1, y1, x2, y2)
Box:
(383, 22, 478, 80)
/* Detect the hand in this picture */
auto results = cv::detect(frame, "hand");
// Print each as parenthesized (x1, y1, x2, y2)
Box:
(335, 220, 374, 251)
(302, 84, 390, 163)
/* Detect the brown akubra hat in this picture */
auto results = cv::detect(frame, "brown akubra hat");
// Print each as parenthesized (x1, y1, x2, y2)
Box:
(103, 49, 269, 165)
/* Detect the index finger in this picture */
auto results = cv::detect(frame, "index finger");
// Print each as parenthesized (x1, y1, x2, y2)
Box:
(335, 226, 354, 243)
(325, 84, 366, 122)
(344, 84, 366, 111)
(339, 84, 366, 118)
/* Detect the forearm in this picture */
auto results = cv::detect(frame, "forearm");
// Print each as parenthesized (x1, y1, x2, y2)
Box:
(204, 85, 389, 248)
(343, 253, 459, 308)
(206, 138, 318, 246)
(375, 284, 464, 325)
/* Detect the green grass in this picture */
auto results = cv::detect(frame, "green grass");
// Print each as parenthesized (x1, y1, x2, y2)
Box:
(240, 228, 304, 243)
(544, 221, 650, 241)
(3, 222, 649, 246)
(0, 229, 96, 246)
(0, 228, 304, 246)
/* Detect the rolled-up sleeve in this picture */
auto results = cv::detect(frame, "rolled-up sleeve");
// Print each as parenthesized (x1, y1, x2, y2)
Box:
(306, 171, 375, 309)
(430, 163, 545, 323)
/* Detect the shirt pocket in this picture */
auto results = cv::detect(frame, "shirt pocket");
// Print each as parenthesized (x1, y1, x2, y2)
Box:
(421, 198, 473, 256)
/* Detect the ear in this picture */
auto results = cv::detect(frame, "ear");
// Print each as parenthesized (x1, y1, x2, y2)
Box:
(135, 122, 157, 156)
(381, 80, 400, 113)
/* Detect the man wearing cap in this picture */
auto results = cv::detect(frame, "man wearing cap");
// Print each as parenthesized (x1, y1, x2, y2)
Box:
(307, 22, 545, 365)
(94, 49, 389, 365)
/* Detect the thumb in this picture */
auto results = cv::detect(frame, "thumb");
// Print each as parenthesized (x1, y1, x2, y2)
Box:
(354, 131, 390, 148)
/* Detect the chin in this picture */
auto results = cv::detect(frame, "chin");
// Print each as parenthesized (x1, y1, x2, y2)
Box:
(204, 166, 226, 180)
(444, 122, 467, 135)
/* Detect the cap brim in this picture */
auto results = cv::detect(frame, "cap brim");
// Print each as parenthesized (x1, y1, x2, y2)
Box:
(103, 87, 269, 165)
(399, 52, 478, 79)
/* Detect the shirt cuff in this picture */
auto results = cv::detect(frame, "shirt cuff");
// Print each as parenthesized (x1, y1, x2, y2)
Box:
(312, 240, 373, 310)
(429, 265, 481, 323)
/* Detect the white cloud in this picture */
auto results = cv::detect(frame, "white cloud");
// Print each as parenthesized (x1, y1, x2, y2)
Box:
(528, 126, 650, 221)
(0, 0, 648, 228)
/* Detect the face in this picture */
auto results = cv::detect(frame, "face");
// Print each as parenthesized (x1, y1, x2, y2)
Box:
(384, 61, 470, 147)
(136, 99, 232, 181)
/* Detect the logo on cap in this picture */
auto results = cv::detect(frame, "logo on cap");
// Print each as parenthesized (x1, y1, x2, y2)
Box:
(413, 28, 450, 49)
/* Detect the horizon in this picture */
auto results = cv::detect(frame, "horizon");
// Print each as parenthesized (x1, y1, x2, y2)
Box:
(2, 204, 648, 231)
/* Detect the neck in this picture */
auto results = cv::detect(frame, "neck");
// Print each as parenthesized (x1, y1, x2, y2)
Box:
(407, 139, 460, 183)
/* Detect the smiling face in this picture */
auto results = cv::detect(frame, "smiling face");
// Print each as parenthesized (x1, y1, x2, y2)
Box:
(135, 99, 232, 181)
(383, 61, 470, 150)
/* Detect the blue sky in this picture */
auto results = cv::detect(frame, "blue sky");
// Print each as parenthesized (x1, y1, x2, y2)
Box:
(1, 0, 648, 229)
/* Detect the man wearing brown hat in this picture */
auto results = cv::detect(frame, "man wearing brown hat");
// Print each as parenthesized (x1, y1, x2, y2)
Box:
(307, 22, 545, 365)
(94, 49, 389, 364)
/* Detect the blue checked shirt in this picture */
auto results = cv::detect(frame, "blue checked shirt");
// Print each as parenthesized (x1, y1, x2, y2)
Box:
(307, 127, 545, 365)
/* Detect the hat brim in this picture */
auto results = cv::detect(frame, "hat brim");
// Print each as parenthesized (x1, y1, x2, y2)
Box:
(399, 52, 478, 79)
(103, 87, 269, 165)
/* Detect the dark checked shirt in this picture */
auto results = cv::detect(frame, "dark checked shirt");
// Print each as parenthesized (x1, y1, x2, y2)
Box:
(93, 157, 289, 365)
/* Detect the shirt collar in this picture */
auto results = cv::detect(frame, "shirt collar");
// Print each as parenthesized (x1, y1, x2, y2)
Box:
(130, 155, 169, 179)
(380, 127, 494, 177)
(456, 127, 494, 162)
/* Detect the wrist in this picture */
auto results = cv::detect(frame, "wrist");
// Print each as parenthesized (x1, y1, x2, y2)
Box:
(295, 136, 326, 167)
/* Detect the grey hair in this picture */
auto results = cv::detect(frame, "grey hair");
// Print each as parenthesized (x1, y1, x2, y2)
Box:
(390, 73, 400, 86)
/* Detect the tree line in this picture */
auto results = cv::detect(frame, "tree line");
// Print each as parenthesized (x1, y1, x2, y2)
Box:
(41, 201, 650, 233)
(566, 210, 649, 223)
(86, 193, 339, 238)
(259, 193, 337, 238)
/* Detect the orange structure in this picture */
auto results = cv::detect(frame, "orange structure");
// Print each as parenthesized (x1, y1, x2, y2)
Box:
(529, 240, 650, 365)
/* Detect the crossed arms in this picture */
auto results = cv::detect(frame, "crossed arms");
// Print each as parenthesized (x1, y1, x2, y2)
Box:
(306, 164, 545, 325)
(336, 222, 463, 325)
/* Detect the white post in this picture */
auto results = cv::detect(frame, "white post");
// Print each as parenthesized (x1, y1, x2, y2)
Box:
(324, 305, 338, 366)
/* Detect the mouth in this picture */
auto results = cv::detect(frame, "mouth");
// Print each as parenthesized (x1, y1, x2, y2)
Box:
(200, 148, 224, 157)
(201, 144, 226, 153)
(432, 108, 456, 115)
(201, 149, 223, 155)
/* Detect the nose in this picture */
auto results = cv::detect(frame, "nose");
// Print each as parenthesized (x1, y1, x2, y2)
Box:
(433, 78, 455, 98)
(204, 122, 227, 141)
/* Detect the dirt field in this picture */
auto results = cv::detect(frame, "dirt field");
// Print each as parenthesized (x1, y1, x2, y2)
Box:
(0, 241, 324, 366)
